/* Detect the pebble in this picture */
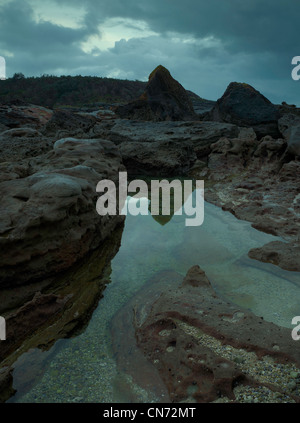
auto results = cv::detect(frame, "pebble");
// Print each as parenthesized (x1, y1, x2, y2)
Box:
(290, 371, 299, 379)
(287, 381, 297, 391)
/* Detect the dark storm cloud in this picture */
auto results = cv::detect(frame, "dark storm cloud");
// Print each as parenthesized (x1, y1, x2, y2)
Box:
(0, 1, 89, 51)
(92, 0, 298, 77)
(0, 0, 92, 77)
(57, 0, 298, 54)
(74, 0, 300, 83)
(0, 0, 299, 104)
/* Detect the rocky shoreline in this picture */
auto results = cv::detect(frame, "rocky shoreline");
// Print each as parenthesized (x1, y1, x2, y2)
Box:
(0, 65, 299, 402)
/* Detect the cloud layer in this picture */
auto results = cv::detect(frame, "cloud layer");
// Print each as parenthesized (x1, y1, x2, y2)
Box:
(0, 0, 299, 104)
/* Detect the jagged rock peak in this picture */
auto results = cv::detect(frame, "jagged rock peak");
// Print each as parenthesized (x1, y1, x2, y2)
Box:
(115, 65, 197, 121)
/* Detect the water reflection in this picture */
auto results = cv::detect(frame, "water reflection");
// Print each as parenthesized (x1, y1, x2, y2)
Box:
(2, 224, 124, 403)
(125, 177, 202, 227)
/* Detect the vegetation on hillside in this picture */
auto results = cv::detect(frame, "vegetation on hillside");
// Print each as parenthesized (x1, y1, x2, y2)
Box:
(0, 73, 147, 108)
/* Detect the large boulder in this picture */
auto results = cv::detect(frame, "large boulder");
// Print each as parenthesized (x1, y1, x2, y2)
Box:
(0, 137, 125, 287)
(207, 82, 281, 139)
(115, 65, 197, 121)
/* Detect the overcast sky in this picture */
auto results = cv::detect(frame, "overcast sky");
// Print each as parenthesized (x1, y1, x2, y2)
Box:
(0, 0, 299, 104)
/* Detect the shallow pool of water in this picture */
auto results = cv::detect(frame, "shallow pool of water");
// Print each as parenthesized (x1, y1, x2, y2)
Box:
(8, 197, 300, 402)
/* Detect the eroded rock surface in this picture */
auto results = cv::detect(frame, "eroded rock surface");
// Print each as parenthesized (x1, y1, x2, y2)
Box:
(103, 119, 239, 146)
(248, 241, 300, 272)
(196, 129, 300, 271)
(0, 137, 125, 287)
(127, 266, 300, 403)
(0, 226, 124, 402)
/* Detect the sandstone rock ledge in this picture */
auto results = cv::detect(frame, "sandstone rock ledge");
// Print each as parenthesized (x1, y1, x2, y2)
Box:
(0, 224, 124, 403)
(132, 266, 300, 403)
(0, 137, 125, 288)
(0, 135, 126, 401)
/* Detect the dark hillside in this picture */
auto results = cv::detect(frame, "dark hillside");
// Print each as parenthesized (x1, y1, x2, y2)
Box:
(0, 74, 211, 111)
(0, 74, 147, 108)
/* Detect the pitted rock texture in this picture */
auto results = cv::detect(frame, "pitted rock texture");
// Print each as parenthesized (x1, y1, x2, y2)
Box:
(133, 266, 300, 403)
(197, 130, 300, 272)
(248, 241, 300, 272)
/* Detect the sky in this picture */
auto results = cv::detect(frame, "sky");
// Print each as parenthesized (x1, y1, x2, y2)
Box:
(0, 0, 299, 105)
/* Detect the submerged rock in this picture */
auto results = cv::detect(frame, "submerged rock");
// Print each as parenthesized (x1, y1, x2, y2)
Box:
(248, 241, 300, 272)
(207, 82, 281, 139)
(115, 65, 197, 121)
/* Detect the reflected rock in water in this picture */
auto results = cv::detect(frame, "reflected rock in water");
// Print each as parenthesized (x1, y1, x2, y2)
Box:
(0, 224, 124, 402)
(126, 178, 199, 226)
